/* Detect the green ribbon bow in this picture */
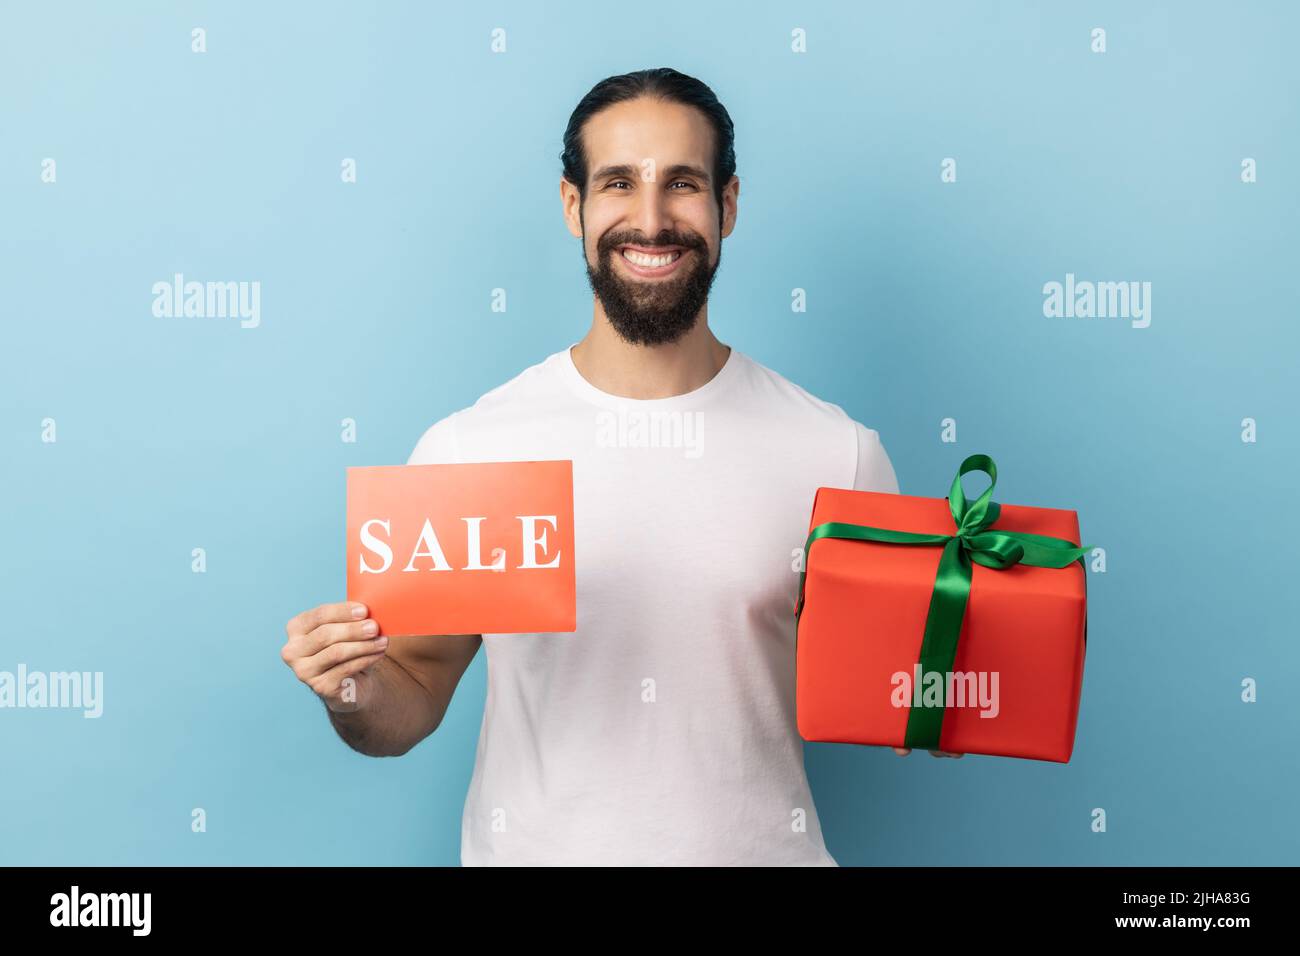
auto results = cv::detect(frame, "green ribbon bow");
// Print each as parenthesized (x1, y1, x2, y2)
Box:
(794, 453, 1091, 751)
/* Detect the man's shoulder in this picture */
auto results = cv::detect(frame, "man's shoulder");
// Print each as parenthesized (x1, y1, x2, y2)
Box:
(735, 349, 864, 431)
(735, 350, 897, 492)
(464, 349, 568, 414)
(406, 349, 567, 464)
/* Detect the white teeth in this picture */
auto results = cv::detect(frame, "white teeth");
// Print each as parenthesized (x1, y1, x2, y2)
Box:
(621, 249, 681, 268)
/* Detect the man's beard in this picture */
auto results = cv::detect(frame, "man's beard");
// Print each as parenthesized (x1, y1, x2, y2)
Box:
(583, 226, 721, 346)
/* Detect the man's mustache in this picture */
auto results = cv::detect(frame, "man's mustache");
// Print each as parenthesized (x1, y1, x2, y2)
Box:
(600, 235, 705, 253)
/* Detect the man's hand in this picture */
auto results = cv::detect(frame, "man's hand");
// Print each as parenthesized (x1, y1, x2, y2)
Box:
(282, 601, 389, 713)
(893, 747, 964, 758)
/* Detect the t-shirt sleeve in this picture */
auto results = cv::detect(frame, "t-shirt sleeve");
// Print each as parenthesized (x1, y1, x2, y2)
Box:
(852, 421, 900, 494)
(406, 412, 462, 466)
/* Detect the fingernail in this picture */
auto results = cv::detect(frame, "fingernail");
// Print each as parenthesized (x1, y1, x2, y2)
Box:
(376, 635, 388, 647)
(362, 620, 378, 636)
(352, 604, 367, 619)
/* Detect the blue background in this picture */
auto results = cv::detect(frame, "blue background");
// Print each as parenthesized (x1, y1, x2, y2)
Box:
(2, 0, 1296, 865)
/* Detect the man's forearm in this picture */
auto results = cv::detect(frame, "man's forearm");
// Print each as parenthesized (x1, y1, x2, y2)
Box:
(325, 656, 445, 757)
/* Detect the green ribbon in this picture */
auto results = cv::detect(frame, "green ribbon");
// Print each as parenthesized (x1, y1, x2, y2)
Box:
(794, 453, 1091, 751)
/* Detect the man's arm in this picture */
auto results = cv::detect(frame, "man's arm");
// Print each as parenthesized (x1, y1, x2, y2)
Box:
(282, 601, 481, 758)
(853, 421, 900, 494)
(326, 632, 482, 756)
(281, 415, 483, 755)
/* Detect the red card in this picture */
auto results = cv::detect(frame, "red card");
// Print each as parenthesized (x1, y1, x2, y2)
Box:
(346, 460, 576, 636)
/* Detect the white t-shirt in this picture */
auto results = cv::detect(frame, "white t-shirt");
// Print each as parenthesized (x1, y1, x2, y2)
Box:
(406, 343, 900, 865)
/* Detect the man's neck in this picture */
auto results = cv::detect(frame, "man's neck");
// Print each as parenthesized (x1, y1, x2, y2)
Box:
(570, 309, 731, 400)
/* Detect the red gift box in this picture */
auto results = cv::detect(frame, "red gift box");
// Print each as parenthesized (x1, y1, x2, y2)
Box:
(794, 454, 1090, 763)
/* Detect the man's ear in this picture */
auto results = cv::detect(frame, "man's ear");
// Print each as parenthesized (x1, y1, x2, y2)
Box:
(719, 174, 740, 240)
(561, 178, 584, 239)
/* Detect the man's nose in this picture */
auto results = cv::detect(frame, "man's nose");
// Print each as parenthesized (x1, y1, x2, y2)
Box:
(628, 181, 672, 242)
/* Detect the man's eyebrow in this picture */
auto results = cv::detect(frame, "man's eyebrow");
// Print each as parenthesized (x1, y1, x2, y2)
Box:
(590, 163, 712, 184)
(662, 164, 711, 183)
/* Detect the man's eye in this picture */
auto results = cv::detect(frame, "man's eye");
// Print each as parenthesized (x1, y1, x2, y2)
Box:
(606, 179, 694, 190)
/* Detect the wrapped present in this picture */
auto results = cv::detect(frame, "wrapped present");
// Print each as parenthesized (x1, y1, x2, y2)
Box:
(794, 454, 1091, 763)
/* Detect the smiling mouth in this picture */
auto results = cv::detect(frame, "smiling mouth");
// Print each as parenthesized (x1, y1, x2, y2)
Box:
(618, 246, 684, 268)
(611, 247, 686, 277)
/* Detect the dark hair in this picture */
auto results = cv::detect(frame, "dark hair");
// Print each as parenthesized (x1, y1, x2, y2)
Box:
(560, 67, 736, 222)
